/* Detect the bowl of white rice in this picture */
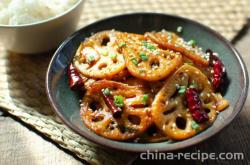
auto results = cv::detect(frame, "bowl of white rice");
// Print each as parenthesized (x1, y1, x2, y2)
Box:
(0, 0, 84, 54)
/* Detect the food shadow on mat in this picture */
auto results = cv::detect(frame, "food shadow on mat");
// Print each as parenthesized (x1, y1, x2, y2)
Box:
(6, 52, 55, 116)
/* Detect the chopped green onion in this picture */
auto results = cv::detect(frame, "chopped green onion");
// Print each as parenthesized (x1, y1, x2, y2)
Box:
(176, 26, 183, 33)
(178, 86, 186, 94)
(102, 88, 110, 96)
(147, 44, 156, 50)
(141, 41, 148, 46)
(140, 52, 148, 61)
(110, 54, 117, 59)
(184, 61, 194, 66)
(119, 42, 126, 48)
(142, 94, 149, 105)
(131, 58, 139, 66)
(142, 41, 156, 50)
(87, 55, 95, 64)
(167, 33, 173, 41)
(187, 39, 196, 47)
(189, 80, 198, 89)
(191, 120, 200, 130)
(139, 69, 146, 73)
(101, 50, 108, 56)
(114, 95, 124, 107)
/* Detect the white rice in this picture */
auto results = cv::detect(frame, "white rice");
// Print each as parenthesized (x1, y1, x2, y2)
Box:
(0, 0, 79, 25)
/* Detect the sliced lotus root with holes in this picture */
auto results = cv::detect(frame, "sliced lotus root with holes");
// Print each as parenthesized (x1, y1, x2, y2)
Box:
(80, 80, 152, 140)
(117, 32, 182, 81)
(137, 125, 169, 143)
(73, 30, 126, 79)
(152, 64, 228, 140)
(89, 80, 154, 107)
(110, 69, 130, 81)
(121, 77, 148, 88)
(89, 80, 145, 98)
(145, 31, 209, 66)
(182, 56, 213, 79)
(120, 77, 163, 97)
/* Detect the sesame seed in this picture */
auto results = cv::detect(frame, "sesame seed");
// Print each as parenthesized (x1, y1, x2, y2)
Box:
(176, 26, 183, 33)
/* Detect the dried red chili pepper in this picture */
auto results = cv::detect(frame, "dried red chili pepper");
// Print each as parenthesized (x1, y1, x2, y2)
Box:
(100, 90, 122, 118)
(68, 63, 84, 90)
(206, 49, 225, 90)
(191, 110, 209, 123)
(213, 59, 224, 89)
(185, 88, 208, 123)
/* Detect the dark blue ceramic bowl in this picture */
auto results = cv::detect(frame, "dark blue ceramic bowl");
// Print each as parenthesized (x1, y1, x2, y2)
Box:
(46, 13, 248, 152)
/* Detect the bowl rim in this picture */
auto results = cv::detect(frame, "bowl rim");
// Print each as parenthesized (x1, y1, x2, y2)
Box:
(46, 12, 249, 152)
(0, 0, 84, 28)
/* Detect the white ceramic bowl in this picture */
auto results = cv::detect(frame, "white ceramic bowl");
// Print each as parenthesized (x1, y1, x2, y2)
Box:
(0, 0, 84, 54)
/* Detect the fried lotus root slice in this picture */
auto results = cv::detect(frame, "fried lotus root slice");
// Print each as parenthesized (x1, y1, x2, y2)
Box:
(145, 31, 209, 66)
(110, 69, 130, 81)
(89, 80, 145, 98)
(90, 80, 153, 107)
(73, 30, 126, 79)
(137, 125, 169, 143)
(118, 33, 182, 81)
(90, 80, 154, 109)
(152, 65, 227, 140)
(81, 80, 152, 140)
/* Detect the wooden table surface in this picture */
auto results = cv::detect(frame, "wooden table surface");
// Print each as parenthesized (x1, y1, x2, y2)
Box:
(0, 20, 250, 165)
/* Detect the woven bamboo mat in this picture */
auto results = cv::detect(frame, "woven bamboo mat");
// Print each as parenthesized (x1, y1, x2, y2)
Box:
(0, 0, 249, 164)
